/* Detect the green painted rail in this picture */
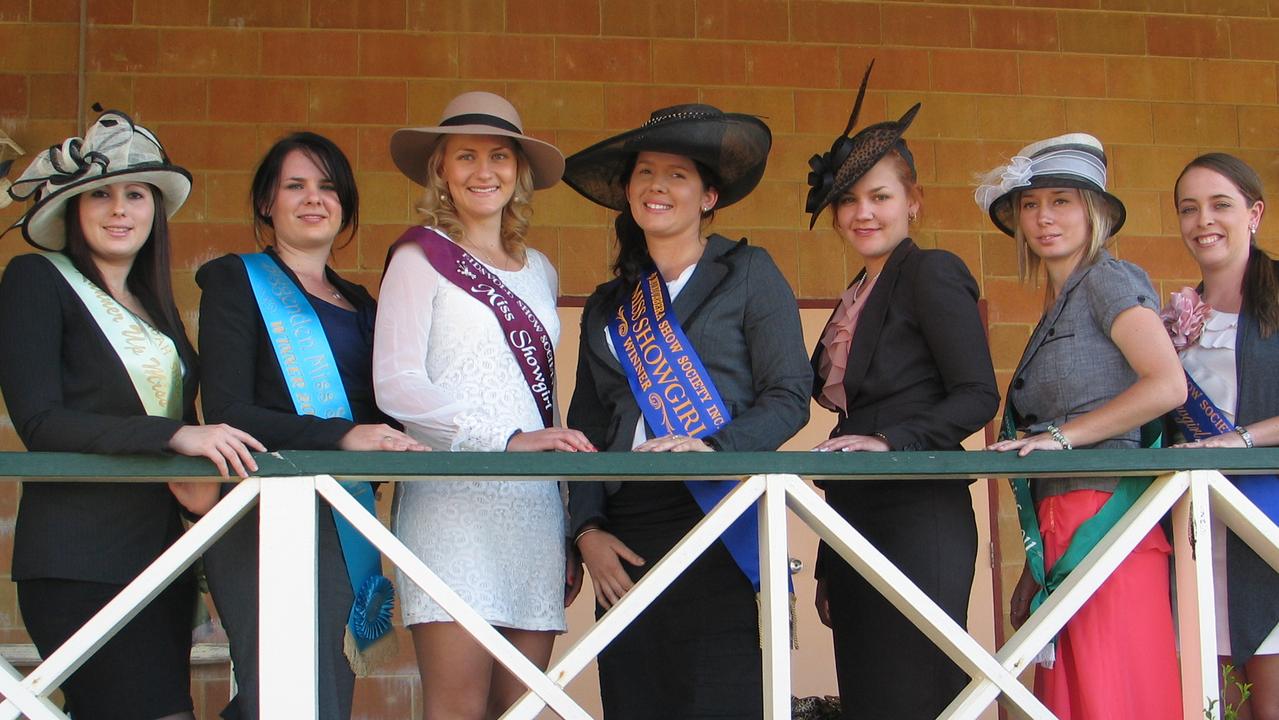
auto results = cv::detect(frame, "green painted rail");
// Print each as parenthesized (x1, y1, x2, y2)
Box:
(1, 449, 1278, 481)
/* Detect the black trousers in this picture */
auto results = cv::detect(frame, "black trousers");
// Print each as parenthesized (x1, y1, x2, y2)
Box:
(822, 481, 977, 720)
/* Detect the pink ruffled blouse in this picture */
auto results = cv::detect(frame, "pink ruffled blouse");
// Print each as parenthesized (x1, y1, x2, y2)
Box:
(816, 273, 879, 413)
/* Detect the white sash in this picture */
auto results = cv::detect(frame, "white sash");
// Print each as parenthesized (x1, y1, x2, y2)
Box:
(42, 252, 183, 420)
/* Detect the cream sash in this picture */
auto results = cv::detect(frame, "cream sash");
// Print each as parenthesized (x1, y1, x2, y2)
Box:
(42, 252, 182, 419)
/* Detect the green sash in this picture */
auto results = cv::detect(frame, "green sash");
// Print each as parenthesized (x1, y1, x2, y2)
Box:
(43, 252, 182, 420)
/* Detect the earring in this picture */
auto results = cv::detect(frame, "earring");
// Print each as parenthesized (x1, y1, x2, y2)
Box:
(908, 212, 918, 224)
(701, 206, 709, 213)
(1251, 224, 1259, 234)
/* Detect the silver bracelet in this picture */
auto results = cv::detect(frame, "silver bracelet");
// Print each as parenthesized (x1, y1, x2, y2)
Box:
(1046, 423, 1073, 450)
(1235, 425, 1255, 449)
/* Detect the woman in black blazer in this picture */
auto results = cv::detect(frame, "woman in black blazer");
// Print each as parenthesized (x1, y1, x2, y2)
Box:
(0, 111, 261, 719)
(562, 105, 811, 718)
(197, 132, 423, 720)
(804, 70, 999, 719)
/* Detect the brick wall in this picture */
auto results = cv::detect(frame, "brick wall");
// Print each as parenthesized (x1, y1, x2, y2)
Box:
(1, 0, 1277, 714)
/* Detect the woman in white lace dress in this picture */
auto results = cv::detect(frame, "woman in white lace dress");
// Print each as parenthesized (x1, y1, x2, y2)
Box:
(373, 92, 594, 719)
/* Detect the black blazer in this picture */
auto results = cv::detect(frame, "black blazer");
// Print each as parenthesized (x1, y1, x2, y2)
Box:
(0, 253, 198, 584)
(566, 235, 812, 535)
(811, 238, 999, 456)
(196, 249, 388, 450)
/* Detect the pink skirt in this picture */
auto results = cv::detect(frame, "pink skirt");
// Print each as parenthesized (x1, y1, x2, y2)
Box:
(1034, 490, 1181, 720)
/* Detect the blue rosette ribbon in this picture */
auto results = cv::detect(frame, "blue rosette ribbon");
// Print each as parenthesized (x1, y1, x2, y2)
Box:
(350, 574, 395, 645)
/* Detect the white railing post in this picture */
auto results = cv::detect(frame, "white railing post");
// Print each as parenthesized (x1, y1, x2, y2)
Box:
(758, 474, 792, 717)
(258, 475, 318, 719)
(1175, 470, 1219, 720)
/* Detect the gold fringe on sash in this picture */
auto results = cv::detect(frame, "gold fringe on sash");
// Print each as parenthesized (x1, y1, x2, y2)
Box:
(343, 626, 400, 677)
(756, 592, 800, 650)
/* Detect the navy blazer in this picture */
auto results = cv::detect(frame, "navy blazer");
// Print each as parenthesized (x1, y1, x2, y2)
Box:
(566, 235, 812, 535)
(196, 249, 391, 450)
(0, 253, 198, 584)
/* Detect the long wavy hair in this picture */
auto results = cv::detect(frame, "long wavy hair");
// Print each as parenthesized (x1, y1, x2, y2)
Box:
(1010, 187, 1115, 289)
(1175, 152, 1278, 338)
(612, 154, 721, 286)
(63, 188, 183, 336)
(416, 136, 536, 260)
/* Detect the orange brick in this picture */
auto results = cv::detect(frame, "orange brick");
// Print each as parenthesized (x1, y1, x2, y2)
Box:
(790, 1, 880, 44)
(1116, 189, 1164, 236)
(459, 34, 554, 80)
(837, 48, 930, 92)
(357, 126, 400, 172)
(981, 232, 1021, 277)
(210, 0, 298, 28)
(1114, 236, 1199, 279)
(974, 96, 1065, 141)
(171, 221, 255, 268)
(1229, 19, 1279, 62)
(927, 185, 986, 231)
(83, 74, 133, 117)
(355, 171, 410, 225)
(1147, 16, 1229, 59)
(1019, 54, 1106, 98)
(30, 0, 75, 21)
(696, 0, 788, 41)
(1059, 11, 1146, 55)
(889, 93, 979, 139)
(557, 227, 612, 295)
(134, 77, 207, 122)
(985, 276, 1044, 324)
(701, 87, 795, 136)
(722, 180, 801, 228)
(602, 0, 694, 37)
(794, 89, 886, 135)
(1110, 145, 1196, 191)
(358, 31, 457, 78)
(408, 0, 503, 32)
(309, 79, 406, 125)
(932, 50, 1018, 95)
(1154, 103, 1239, 147)
(509, 0, 599, 34)
(882, 5, 970, 48)
(1019, 0, 1098, 8)
(134, 0, 209, 26)
(0, 75, 27, 117)
(88, 0, 134, 24)
(1239, 106, 1279, 149)
(988, 323, 1033, 366)
(158, 28, 260, 75)
(208, 78, 307, 123)
(404, 78, 506, 125)
(743, 228, 799, 288)
(355, 224, 407, 272)
(261, 31, 356, 77)
(1188, 0, 1269, 14)
(505, 82, 605, 131)
(933, 140, 1022, 185)
(1233, 149, 1279, 194)
(603, 85, 699, 129)
(797, 230, 851, 298)
(158, 122, 265, 172)
(0, 25, 79, 73)
(0, 0, 28, 21)
(27, 73, 76, 118)
(908, 138, 936, 184)
(652, 40, 747, 86)
(747, 44, 838, 89)
(971, 8, 1058, 51)
(86, 27, 160, 72)
(1101, 0, 1182, 8)
(532, 179, 609, 227)
(556, 37, 651, 83)
(934, 231, 982, 280)
(312, 0, 405, 29)
(1063, 100, 1152, 144)
(1106, 57, 1194, 102)
(203, 171, 254, 221)
(1193, 60, 1276, 105)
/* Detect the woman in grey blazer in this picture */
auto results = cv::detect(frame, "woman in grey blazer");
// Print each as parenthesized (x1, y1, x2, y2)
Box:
(562, 105, 811, 718)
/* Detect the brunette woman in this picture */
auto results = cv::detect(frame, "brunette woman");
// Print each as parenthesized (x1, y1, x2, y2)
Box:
(980, 134, 1186, 719)
(0, 110, 262, 719)
(562, 104, 811, 718)
(805, 66, 999, 720)
(1170, 153, 1279, 720)
(197, 132, 423, 719)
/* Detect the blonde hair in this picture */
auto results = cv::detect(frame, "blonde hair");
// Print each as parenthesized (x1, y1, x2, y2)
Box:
(415, 136, 536, 258)
(1010, 187, 1114, 288)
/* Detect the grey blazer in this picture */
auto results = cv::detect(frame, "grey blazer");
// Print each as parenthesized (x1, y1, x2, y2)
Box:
(566, 234, 812, 535)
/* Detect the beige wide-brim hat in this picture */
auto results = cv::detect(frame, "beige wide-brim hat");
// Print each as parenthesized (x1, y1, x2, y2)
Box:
(4, 110, 191, 251)
(390, 91, 565, 190)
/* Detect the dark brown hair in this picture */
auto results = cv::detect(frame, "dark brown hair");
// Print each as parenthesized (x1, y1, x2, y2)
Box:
(250, 132, 359, 249)
(1175, 152, 1278, 337)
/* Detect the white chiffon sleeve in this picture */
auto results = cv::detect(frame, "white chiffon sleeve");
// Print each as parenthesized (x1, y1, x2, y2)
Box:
(373, 243, 521, 451)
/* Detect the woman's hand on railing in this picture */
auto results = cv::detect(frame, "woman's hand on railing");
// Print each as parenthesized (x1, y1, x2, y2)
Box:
(1009, 563, 1040, 629)
(814, 577, 832, 628)
(169, 423, 265, 478)
(987, 432, 1062, 457)
(577, 528, 645, 609)
(339, 424, 429, 452)
(506, 428, 596, 452)
(812, 434, 890, 452)
(633, 435, 713, 452)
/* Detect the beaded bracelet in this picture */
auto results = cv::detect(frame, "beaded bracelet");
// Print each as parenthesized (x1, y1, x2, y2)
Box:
(1236, 425, 1256, 449)
(1046, 423, 1073, 450)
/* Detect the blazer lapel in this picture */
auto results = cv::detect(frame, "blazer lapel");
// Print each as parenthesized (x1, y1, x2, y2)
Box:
(671, 234, 735, 327)
(840, 238, 913, 402)
(1010, 255, 1103, 381)
(584, 280, 626, 375)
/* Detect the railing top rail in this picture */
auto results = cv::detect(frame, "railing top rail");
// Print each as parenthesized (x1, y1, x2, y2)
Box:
(1, 448, 1277, 481)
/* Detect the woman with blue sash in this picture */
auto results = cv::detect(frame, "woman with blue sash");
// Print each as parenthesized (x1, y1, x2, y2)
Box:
(375, 92, 592, 720)
(0, 110, 263, 719)
(197, 132, 424, 720)
(978, 134, 1186, 719)
(804, 66, 1000, 720)
(562, 104, 811, 718)
(1170, 153, 1279, 720)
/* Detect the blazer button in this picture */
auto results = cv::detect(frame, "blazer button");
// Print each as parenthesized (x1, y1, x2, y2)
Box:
(1024, 414, 1038, 423)
(1013, 378, 1025, 390)
(1047, 328, 1056, 336)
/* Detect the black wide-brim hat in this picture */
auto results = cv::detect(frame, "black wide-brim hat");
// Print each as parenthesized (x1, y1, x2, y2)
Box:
(562, 104, 772, 211)
(805, 62, 920, 230)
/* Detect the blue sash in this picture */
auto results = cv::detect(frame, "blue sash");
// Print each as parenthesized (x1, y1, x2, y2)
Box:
(1170, 372, 1279, 522)
(606, 268, 767, 590)
(239, 253, 394, 650)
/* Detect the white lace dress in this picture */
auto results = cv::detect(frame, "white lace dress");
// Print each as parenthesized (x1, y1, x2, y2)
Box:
(373, 235, 566, 631)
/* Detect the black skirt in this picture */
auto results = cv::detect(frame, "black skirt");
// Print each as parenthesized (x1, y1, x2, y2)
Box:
(598, 480, 764, 720)
(18, 573, 197, 720)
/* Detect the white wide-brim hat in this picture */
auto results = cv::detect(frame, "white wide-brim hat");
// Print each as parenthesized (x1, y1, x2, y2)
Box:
(5, 110, 192, 251)
(390, 91, 565, 190)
